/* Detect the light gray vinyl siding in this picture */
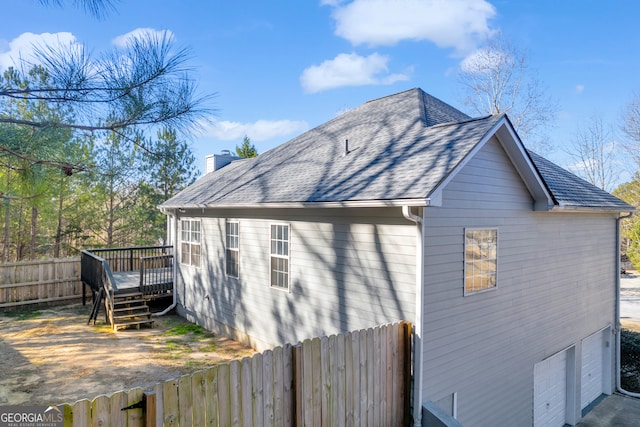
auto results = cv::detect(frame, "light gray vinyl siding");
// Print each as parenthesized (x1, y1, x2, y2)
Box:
(422, 137, 617, 427)
(176, 208, 416, 349)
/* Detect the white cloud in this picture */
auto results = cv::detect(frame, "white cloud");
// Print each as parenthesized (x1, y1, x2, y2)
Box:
(327, 0, 496, 54)
(112, 28, 174, 48)
(0, 32, 79, 71)
(300, 52, 410, 93)
(202, 119, 309, 142)
(575, 84, 585, 94)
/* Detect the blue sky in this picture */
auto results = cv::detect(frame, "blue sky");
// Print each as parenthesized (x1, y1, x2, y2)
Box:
(1, 0, 639, 182)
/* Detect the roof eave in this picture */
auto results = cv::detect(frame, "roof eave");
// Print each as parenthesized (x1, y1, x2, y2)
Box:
(159, 198, 432, 211)
(549, 203, 636, 214)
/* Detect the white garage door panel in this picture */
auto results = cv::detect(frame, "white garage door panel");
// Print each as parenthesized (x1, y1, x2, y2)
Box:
(581, 331, 605, 410)
(534, 350, 567, 427)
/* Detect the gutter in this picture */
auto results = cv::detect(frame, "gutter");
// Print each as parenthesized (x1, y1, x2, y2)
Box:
(402, 205, 425, 427)
(615, 212, 640, 397)
(153, 208, 179, 317)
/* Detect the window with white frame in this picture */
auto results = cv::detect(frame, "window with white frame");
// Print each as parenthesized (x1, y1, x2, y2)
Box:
(180, 219, 201, 267)
(464, 228, 497, 294)
(270, 224, 290, 290)
(226, 220, 239, 278)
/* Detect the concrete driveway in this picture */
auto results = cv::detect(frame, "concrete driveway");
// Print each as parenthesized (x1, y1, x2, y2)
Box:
(577, 394, 640, 426)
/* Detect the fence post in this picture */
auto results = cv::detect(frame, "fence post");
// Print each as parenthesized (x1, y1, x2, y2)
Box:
(292, 343, 302, 427)
(402, 321, 413, 427)
(145, 391, 157, 427)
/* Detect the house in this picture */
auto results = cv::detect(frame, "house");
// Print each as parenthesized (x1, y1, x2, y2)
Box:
(159, 88, 633, 426)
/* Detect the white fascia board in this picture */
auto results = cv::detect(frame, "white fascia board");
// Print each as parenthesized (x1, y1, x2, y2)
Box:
(163, 198, 432, 211)
(494, 119, 554, 211)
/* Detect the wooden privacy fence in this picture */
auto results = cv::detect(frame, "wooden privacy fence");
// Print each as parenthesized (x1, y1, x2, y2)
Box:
(59, 321, 412, 426)
(0, 257, 82, 308)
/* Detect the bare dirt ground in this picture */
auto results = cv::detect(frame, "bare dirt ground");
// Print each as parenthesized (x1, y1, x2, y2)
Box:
(0, 303, 255, 406)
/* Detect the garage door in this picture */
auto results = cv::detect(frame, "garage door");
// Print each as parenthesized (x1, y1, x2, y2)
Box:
(534, 350, 568, 427)
(581, 330, 606, 410)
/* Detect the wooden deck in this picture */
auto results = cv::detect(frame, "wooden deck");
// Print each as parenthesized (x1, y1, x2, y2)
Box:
(81, 246, 174, 329)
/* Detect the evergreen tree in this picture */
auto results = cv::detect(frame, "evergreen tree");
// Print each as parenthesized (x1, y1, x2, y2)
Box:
(235, 135, 258, 158)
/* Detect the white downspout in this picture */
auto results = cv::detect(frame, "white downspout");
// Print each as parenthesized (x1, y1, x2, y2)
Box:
(615, 212, 640, 397)
(154, 209, 179, 317)
(403, 205, 425, 427)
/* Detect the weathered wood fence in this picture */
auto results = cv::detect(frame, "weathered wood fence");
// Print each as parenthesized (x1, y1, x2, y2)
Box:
(0, 257, 82, 308)
(59, 322, 413, 426)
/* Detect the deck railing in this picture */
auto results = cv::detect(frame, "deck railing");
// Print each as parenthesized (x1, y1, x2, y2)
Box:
(140, 254, 174, 295)
(81, 250, 116, 326)
(87, 245, 173, 274)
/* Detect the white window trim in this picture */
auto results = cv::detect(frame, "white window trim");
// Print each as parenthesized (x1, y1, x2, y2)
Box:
(463, 227, 498, 296)
(180, 218, 202, 268)
(225, 220, 240, 279)
(269, 222, 291, 292)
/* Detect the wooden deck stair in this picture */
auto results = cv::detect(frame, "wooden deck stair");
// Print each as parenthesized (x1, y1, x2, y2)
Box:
(112, 292, 154, 330)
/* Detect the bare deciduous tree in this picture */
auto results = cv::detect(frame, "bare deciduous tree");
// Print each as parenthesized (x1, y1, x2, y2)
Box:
(621, 93, 640, 169)
(567, 115, 617, 191)
(458, 35, 557, 153)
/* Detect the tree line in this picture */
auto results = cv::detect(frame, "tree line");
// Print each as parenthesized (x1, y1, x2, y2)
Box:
(0, 64, 199, 261)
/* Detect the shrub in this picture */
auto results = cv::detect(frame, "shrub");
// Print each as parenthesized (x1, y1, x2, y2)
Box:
(621, 329, 640, 392)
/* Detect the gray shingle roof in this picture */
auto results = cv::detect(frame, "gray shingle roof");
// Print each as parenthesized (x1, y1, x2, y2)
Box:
(161, 88, 633, 212)
(528, 151, 633, 211)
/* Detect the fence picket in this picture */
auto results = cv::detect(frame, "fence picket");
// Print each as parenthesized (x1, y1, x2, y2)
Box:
(272, 346, 284, 427)
(108, 390, 126, 427)
(217, 363, 231, 427)
(178, 375, 193, 427)
(251, 353, 264, 425)
(162, 379, 179, 426)
(262, 349, 274, 427)
(204, 366, 219, 427)
(91, 395, 109, 427)
(191, 370, 206, 427)
(229, 360, 241, 426)
(125, 387, 144, 427)
(240, 357, 253, 427)
(72, 399, 91, 427)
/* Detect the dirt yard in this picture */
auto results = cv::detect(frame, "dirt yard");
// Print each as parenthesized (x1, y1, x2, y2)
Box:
(0, 303, 255, 406)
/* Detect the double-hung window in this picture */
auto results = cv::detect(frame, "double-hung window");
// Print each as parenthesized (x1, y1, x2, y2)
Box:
(270, 224, 290, 290)
(180, 219, 201, 268)
(226, 220, 239, 278)
(464, 228, 497, 295)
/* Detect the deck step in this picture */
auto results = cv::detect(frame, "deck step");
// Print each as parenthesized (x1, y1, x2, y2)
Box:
(113, 310, 151, 319)
(113, 305, 149, 313)
(110, 291, 154, 330)
(113, 298, 146, 306)
(114, 318, 154, 331)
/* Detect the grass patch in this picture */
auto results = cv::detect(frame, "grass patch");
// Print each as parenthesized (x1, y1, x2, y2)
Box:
(162, 322, 212, 339)
(621, 329, 640, 392)
(2, 308, 42, 321)
(199, 343, 217, 353)
(158, 339, 194, 360)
